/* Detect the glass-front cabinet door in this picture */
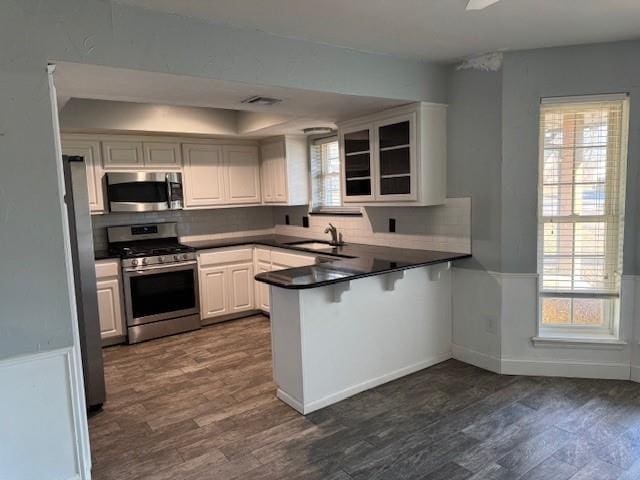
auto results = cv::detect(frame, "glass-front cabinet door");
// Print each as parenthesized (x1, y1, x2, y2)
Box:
(341, 124, 375, 202)
(375, 113, 417, 201)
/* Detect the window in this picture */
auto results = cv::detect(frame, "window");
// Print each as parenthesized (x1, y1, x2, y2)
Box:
(310, 137, 359, 214)
(537, 95, 628, 338)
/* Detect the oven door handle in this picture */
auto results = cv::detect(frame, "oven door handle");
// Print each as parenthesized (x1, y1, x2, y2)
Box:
(124, 260, 197, 275)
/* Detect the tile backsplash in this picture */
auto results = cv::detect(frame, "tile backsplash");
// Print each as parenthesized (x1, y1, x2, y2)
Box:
(273, 197, 471, 253)
(91, 207, 274, 250)
(91, 198, 471, 254)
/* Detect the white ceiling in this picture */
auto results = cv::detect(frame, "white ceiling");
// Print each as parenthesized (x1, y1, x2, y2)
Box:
(54, 62, 408, 136)
(115, 0, 640, 61)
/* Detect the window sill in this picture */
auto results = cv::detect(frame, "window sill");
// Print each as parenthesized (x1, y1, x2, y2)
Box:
(532, 335, 627, 350)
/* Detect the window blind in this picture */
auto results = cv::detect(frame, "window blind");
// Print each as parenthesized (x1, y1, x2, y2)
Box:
(538, 96, 628, 329)
(310, 137, 341, 210)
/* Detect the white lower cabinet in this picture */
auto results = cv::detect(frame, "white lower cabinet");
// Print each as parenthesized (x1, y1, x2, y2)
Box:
(199, 265, 229, 318)
(198, 248, 255, 321)
(95, 259, 125, 344)
(199, 246, 320, 319)
(254, 248, 317, 314)
(255, 260, 272, 312)
(254, 248, 272, 312)
(228, 263, 255, 313)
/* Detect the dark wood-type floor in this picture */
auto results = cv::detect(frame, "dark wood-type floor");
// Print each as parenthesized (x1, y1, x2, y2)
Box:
(90, 315, 640, 480)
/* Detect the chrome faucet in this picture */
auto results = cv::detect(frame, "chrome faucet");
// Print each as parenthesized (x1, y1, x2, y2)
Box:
(324, 223, 341, 246)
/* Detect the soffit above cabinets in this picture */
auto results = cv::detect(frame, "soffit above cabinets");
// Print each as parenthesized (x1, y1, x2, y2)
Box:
(54, 62, 409, 138)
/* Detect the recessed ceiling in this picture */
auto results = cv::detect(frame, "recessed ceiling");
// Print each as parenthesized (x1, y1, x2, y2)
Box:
(115, 0, 640, 61)
(54, 62, 409, 136)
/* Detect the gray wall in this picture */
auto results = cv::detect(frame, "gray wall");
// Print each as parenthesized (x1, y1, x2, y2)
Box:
(0, 0, 448, 361)
(501, 40, 640, 274)
(447, 67, 503, 272)
(447, 40, 640, 275)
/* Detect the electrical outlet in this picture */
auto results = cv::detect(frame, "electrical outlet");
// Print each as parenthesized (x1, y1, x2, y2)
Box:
(302, 216, 309, 228)
(285, 214, 290, 225)
(484, 316, 497, 334)
(389, 218, 396, 233)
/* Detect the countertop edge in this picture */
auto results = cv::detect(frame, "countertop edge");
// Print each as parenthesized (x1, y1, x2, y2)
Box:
(254, 254, 471, 290)
(94, 234, 471, 290)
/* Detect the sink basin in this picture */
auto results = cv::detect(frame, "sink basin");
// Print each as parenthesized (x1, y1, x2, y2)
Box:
(292, 241, 337, 251)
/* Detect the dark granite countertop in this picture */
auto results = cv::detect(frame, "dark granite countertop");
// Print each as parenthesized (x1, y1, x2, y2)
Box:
(182, 234, 471, 290)
(94, 249, 120, 261)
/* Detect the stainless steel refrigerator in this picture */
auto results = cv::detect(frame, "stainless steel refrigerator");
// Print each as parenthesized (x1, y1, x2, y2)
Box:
(63, 155, 106, 410)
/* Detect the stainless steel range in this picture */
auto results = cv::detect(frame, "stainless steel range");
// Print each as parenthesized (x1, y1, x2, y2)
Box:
(107, 223, 201, 344)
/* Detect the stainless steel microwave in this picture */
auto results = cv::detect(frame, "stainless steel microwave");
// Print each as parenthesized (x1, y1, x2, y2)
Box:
(106, 172, 183, 212)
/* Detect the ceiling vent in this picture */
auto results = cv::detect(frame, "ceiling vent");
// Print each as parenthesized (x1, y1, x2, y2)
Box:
(241, 96, 282, 106)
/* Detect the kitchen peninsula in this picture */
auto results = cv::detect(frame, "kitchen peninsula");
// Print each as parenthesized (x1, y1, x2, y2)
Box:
(254, 239, 469, 414)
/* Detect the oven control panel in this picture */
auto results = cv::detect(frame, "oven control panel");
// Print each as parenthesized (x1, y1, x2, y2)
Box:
(122, 251, 197, 269)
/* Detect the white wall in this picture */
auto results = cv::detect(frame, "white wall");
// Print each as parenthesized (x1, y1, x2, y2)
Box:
(0, 348, 88, 480)
(453, 268, 637, 380)
(274, 198, 472, 253)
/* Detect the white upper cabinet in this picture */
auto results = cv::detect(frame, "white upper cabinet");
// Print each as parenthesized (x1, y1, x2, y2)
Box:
(61, 138, 105, 214)
(259, 135, 309, 205)
(182, 143, 226, 208)
(182, 143, 262, 208)
(102, 138, 181, 170)
(224, 145, 261, 204)
(376, 112, 417, 201)
(340, 123, 375, 203)
(259, 141, 280, 203)
(62, 133, 269, 210)
(338, 102, 446, 206)
(143, 142, 182, 169)
(102, 140, 144, 169)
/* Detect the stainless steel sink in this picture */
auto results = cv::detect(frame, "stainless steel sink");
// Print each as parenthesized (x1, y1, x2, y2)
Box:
(293, 242, 337, 251)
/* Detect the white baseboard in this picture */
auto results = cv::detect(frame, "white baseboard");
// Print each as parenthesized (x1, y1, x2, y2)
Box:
(276, 389, 305, 413)
(281, 353, 452, 415)
(452, 344, 500, 373)
(501, 357, 630, 380)
(631, 365, 640, 383)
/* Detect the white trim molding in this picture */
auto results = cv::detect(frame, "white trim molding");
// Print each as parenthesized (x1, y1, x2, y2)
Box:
(451, 344, 500, 374)
(0, 347, 90, 479)
(48, 66, 92, 479)
(451, 267, 639, 382)
(285, 354, 452, 415)
(531, 336, 628, 350)
(500, 357, 631, 380)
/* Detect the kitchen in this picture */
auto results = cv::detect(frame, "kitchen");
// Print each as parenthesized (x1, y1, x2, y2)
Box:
(4, 2, 640, 480)
(53, 60, 472, 477)
(59, 65, 469, 381)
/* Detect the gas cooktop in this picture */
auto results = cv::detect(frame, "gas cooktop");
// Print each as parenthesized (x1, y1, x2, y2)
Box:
(110, 240, 195, 258)
(109, 240, 197, 268)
